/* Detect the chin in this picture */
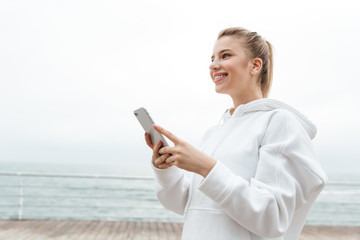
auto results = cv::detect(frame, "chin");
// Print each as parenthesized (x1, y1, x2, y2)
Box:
(215, 85, 228, 94)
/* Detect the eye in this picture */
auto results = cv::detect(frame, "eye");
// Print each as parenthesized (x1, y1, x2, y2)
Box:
(222, 53, 230, 59)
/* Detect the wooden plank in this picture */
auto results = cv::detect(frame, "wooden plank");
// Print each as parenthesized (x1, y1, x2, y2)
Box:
(54, 220, 83, 240)
(1, 220, 359, 240)
(75, 220, 98, 240)
(64, 220, 90, 240)
(149, 222, 159, 240)
(0, 219, 25, 238)
(110, 220, 128, 240)
(0, 219, 18, 230)
(26, 219, 62, 240)
(50, 220, 74, 239)
(93, 221, 116, 240)
(299, 226, 360, 240)
(123, 221, 136, 240)
(171, 222, 182, 239)
(134, 221, 144, 240)
(108, 221, 120, 239)
(5, 220, 42, 240)
(156, 221, 167, 240)
(141, 221, 150, 240)
(164, 221, 176, 240)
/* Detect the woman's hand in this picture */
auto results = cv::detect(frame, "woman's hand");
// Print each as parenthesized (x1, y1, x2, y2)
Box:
(144, 132, 172, 169)
(153, 124, 217, 178)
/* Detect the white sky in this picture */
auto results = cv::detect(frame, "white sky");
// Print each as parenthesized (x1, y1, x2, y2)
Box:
(1, 0, 359, 176)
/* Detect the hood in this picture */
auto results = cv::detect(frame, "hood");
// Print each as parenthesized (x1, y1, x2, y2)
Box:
(222, 99, 317, 139)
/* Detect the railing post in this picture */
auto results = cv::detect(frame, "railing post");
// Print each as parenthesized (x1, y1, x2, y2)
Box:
(18, 172, 23, 220)
(95, 175, 99, 220)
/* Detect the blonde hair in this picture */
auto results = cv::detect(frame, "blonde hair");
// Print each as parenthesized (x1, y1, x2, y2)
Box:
(217, 27, 273, 98)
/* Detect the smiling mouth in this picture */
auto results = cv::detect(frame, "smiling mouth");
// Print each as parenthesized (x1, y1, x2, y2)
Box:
(214, 74, 228, 82)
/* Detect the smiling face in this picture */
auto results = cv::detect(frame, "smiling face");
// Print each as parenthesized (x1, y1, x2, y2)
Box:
(210, 36, 262, 103)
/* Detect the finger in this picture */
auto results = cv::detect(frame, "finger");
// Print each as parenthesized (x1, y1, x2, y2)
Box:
(155, 157, 172, 169)
(153, 124, 181, 144)
(153, 140, 163, 152)
(154, 160, 171, 169)
(144, 132, 154, 149)
(153, 152, 168, 167)
(157, 162, 172, 169)
(152, 141, 163, 159)
(158, 146, 176, 155)
(157, 156, 172, 168)
(165, 155, 176, 164)
(154, 153, 170, 166)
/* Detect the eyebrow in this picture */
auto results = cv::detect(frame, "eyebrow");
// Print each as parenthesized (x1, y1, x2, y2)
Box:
(211, 49, 233, 59)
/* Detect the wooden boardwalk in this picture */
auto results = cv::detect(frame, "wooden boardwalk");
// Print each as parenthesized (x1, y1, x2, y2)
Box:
(0, 220, 359, 240)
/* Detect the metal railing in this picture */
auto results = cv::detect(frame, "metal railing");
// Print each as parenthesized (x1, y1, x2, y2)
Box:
(0, 171, 181, 222)
(0, 171, 359, 225)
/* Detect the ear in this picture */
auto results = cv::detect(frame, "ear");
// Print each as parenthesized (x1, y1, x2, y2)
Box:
(250, 58, 262, 76)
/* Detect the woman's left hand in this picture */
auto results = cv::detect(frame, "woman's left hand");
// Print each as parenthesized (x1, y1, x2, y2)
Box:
(153, 124, 217, 178)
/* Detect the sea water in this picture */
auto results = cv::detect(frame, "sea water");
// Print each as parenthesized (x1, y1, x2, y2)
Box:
(0, 161, 359, 226)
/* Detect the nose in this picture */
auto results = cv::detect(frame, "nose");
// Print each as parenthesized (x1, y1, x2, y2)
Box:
(209, 60, 220, 71)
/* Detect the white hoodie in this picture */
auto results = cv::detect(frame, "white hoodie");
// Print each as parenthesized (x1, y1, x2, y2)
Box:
(152, 99, 328, 240)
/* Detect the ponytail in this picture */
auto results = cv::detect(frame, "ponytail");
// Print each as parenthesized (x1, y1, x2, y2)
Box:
(262, 40, 273, 98)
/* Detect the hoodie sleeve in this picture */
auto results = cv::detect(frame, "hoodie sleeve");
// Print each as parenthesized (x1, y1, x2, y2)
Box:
(198, 110, 328, 238)
(152, 165, 191, 215)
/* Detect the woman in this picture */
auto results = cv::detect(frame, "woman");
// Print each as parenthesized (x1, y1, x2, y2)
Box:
(144, 27, 327, 240)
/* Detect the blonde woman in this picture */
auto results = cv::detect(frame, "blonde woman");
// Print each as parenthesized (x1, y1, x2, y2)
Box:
(145, 27, 327, 240)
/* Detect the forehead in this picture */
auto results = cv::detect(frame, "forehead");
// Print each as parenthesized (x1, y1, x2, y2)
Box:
(212, 36, 245, 55)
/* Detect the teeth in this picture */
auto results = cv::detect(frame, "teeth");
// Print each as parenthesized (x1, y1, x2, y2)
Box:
(215, 74, 227, 80)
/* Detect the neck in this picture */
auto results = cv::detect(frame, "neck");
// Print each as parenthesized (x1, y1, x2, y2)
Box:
(229, 91, 263, 115)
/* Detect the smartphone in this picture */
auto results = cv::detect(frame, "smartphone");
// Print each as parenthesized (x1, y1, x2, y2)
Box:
(133, 107, 168, 147)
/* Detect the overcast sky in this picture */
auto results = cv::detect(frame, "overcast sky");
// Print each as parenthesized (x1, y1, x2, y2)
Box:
(1, 0, 359, 177)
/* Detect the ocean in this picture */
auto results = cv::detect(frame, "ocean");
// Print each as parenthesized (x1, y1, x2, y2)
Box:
(0, 161, 359, 226)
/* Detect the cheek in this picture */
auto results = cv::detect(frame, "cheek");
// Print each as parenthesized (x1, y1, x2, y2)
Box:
(209, 71, 213, 80)
(225, 60, 247, 76)
(222, 62, 235, 75)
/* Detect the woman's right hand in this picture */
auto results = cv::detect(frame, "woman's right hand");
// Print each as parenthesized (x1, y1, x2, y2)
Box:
(144, 132, 172, 169)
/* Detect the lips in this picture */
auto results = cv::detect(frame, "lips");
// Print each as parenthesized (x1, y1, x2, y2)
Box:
(213, 73, 228, 82)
